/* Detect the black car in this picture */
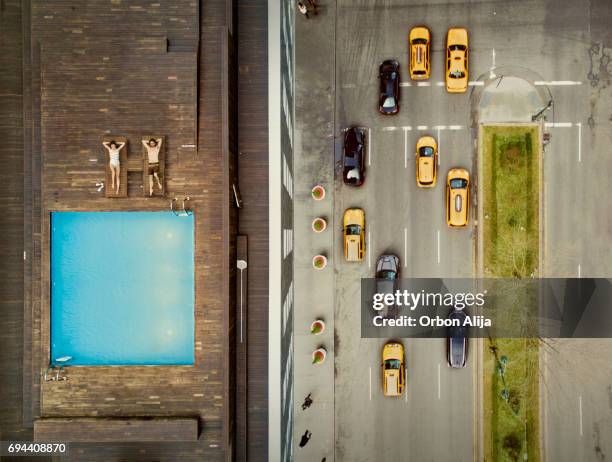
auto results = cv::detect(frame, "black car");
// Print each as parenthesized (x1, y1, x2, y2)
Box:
(447, 309, 468, 368)
(379, 60, 400, 115)
(342, 127, 366, 186)
(376, 254, 400, 318)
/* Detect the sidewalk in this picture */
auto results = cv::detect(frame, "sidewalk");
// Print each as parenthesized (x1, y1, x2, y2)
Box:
(292, 1, 337, 460)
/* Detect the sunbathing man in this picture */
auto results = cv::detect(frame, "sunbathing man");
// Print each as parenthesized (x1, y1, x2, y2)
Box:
(142, 138, 163, 196)
(102, 140, 125, 194)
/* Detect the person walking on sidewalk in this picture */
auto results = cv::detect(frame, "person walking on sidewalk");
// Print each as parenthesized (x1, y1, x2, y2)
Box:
(299, 430, 312, 448)
(307, 0, 318, 15)
(297, 1, 309, 19)
(301, 393, 313, 410)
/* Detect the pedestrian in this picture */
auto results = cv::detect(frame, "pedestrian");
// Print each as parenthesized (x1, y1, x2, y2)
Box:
(299, 430, 312, 448)
(301, 393, 313, 410)
(307, 0, 318, 15)
(297, 1, 309, 19)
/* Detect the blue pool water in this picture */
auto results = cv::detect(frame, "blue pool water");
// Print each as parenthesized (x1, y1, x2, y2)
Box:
(51, 211, 195, 366)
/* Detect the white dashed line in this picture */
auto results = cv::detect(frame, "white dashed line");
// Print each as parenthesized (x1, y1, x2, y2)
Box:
(449, 125, 463, 130)
(468, 81, 484, 86)
(368, 231, 371, 268)
(545, 122, 573, 128)
(400, 82, 412, 87)
(404, 228, 408, 268)
(416, 82, 431, 87)
(534, 81, 583, 86)
(579, 395, 583, 436)
(368, 128, 372, 166)
(417, 125, 428, 130)
(436, 81, 445, 87)
(402, 126, 412, 131)
(577, 122, 582, 162)
(490, 48, 497, 79)
(369, 366, 372, 401)
(405, 368, 409, 402)
(342, 83, 356, 88)
(382, 126, 398, 131)
(404, 129, 408, 168)
(437, 363, 441, 399)
(578, 264, 581, 278)
(437, 230, 441, 264)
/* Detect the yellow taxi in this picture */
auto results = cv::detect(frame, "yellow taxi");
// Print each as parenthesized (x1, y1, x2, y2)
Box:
(415, 135, 437, 187)
(446, 168, 470, 228)
(445, 28, 469, 93)
(409, 26, 430, 80)
(382, 342, 405, 397)
(343, 208, 365, 262)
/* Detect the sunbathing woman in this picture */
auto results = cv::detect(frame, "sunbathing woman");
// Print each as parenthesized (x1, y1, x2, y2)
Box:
(102, 140, 125, 194)
(142, 138, 163, 196)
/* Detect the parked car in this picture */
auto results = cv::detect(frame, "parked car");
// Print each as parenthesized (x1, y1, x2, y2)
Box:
(415, 136, 437, 187)
(379, 60, 400, 114)
(343, 127, 366, 186)
(376, 254, 400, 318)
(447, 309, 468, 368)
(445, 28, 469, 93)
(343, 208, 365, 262)
(409, 26, 431, 80)
(446, 168, 470, 228)
(382, 341, 405, 396)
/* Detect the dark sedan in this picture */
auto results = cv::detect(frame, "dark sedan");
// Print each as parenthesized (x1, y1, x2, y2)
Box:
(379, 60, 400, 115)
(343, 127, 366, 186)
(376, 254, 400, 318)
(447, 309, 468, 368)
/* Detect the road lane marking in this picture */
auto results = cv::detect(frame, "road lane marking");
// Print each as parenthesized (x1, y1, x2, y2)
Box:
(400, 82, 412, 87)
(468, 81, 484, 86)
(489, 48, 496, 79)
(434, 125, 447, 130)
(369, 366, 372, 401)
(437, 126, 441, 166)
(368, 128, 372, 166)
(405, 368, 409, 402)
(368, 231, 371, 268)
(449, 125, 463, 130)
(544, 122, 573, 128)
(534, 80, 583, 86)
(416, 82, 431, 87)
(578, 264, 581, 278)
(437, 230, 441, 264)
(402, 126, 412, 131)
(341, 83, 356, 88)
(404, 228, 408, 267)
(436, 81, 445, 87)
(577, 122, 582, 162)
(438, 363, 441, 399)
(417, 125, 428, 130)
(404, 129, 408, 168)
(579, 395, 583, 436)
(382, 126, 398, 131)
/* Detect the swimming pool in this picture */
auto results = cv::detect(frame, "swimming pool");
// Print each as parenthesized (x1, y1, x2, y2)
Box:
(51, 211, 195, 366)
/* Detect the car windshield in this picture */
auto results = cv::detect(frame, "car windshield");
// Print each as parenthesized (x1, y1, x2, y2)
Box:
(346, 168, 360, 181)
(449, 70, 466, 79)
(382, 96, 396, 108)
(346, 224, 361, 235)
(419, 146, 434, 157)
(413, 70, 425, 75)
(450, 178, 467, 189)
(449, 44, 466, 51)
(384, 359, 401, 370)
(378, 270, 396, 280)
(412, 38, 427, 45)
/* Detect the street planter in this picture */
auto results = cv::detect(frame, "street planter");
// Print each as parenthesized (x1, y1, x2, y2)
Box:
(310, 319, 326, 335)
(311, 185, 326, 201)
(312, 347, 327, 364)
(311, 217, 327, 233)
(312, 255, 327, 270)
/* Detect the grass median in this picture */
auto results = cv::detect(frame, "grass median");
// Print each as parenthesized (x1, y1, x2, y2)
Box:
(481, 125, 541, 462)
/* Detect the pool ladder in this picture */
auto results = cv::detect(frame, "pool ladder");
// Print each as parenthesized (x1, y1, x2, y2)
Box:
(171, 196, 192, 216)
(43, 366, 68, 382)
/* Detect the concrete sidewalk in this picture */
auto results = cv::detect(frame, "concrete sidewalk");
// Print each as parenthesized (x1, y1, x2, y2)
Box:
(292, 0, 337, 460)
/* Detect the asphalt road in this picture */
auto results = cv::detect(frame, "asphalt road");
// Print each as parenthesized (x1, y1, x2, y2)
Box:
(327, 0, 612, 461)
